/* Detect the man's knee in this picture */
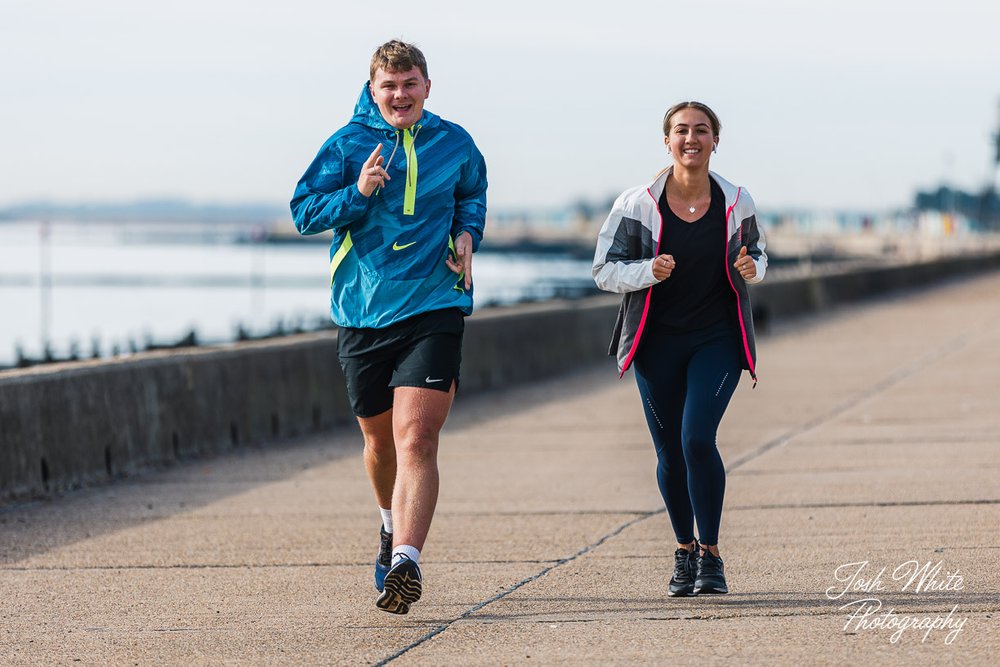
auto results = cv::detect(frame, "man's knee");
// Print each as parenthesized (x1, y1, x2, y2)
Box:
(358, 411, 395, 458)
(394, 421, 440, 462)
(363, 433, 395, 458)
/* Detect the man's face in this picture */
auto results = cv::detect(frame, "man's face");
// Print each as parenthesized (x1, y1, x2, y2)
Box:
(369, 67, 431, 130)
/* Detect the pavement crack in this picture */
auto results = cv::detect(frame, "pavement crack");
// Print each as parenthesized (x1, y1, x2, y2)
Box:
(728, 499, 1000, 511)
(1, 562, 328, 572)
(0, 558, 563, 573)
(444, 509, 655, 517)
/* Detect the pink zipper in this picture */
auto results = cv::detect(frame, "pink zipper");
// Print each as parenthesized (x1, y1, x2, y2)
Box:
(722, 187, 757, 381)
(619, 188, 663, 377)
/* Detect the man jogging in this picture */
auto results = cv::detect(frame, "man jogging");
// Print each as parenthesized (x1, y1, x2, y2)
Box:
(290, 39, 487, 615)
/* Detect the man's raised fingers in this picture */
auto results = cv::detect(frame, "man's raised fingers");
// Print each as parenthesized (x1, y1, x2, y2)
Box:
(363, 143, 383, 167)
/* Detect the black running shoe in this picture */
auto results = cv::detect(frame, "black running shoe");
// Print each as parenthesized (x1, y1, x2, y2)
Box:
(667, 547, 698, 597)
(376, 556, 422, 615)
(374, 527, 392, 592)
(693, 551, 728, 595)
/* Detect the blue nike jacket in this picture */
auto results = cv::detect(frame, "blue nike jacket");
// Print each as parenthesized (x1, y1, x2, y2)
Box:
(290, 82, 488, 329)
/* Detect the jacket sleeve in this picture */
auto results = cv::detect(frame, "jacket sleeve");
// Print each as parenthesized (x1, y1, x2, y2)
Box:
(450, 137, 488, 251)
(290, 137, 371, 236)
(740, 192, 767, 284)
(592, 200, 658, 294)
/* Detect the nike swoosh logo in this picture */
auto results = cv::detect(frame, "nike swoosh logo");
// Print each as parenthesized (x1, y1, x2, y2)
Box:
(425, 376, 444, 383)
(393, 241, 417, 251)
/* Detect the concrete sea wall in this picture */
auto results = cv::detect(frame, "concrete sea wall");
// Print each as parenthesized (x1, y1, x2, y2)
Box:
(3, 252, 1000, 503)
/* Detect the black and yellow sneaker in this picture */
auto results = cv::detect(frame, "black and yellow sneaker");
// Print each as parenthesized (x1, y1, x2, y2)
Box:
(667, 547, 698, 597)
(693, 550, 728, 595)
(376, 556, 422, 614)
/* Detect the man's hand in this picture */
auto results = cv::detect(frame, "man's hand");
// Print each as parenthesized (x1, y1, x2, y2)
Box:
(734, 246, 756, 281)
(446, 231, 473, 290)
(357, 144, 390, 197)
(652, 254, 675, 281)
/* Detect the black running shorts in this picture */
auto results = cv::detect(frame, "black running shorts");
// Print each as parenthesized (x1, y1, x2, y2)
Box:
(337, 308, 464, 418)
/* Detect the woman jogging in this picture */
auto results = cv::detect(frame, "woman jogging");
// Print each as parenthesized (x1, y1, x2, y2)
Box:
(592, 101, 767, 596)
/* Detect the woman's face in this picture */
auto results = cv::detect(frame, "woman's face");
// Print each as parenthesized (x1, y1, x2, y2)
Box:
(665, 108, 717, 169)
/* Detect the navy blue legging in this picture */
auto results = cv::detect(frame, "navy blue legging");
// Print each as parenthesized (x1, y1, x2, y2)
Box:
(633, 320, 742, 546)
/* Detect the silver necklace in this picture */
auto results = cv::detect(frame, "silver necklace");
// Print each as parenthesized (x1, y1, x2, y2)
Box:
(670, 184, 708, 214)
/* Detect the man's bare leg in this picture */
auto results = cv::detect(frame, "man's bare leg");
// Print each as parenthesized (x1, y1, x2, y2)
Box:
(389, 383, 455, 551)
(357, 409, 396, 510)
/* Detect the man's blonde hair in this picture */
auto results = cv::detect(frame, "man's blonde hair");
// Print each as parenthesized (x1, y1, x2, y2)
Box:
(370, 39, 429, 81)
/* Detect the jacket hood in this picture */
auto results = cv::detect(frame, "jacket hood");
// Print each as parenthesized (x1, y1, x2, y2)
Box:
(350, 81, 440, 133)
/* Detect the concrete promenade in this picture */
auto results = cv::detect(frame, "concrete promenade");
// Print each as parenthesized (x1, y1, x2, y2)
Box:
(2, 271, 999, 665)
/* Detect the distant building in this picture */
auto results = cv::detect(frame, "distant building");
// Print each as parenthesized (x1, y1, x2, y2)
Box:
(914, 186, 1000, 231)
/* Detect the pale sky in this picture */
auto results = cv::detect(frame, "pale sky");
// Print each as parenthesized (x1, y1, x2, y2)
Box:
(2, 0, 998, 213)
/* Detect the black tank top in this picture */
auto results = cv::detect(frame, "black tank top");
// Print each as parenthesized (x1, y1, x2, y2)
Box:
(648, 179, 734, 333)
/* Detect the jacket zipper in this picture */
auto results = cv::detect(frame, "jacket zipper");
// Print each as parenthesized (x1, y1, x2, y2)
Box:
(620, 187, 664, 377)
(721, 187, 757, 385)
(401, 125, 421, 215)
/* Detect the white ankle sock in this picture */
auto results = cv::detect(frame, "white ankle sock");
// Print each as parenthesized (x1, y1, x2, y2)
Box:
(379, 507, 393, 534)
(391, 545, 420, 567)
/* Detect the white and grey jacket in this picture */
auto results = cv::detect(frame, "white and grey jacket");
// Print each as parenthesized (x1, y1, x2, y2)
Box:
(592, 167, 767, 380)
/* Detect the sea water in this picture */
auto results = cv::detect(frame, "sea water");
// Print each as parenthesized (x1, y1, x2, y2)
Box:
(0, 221, 596, 366)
